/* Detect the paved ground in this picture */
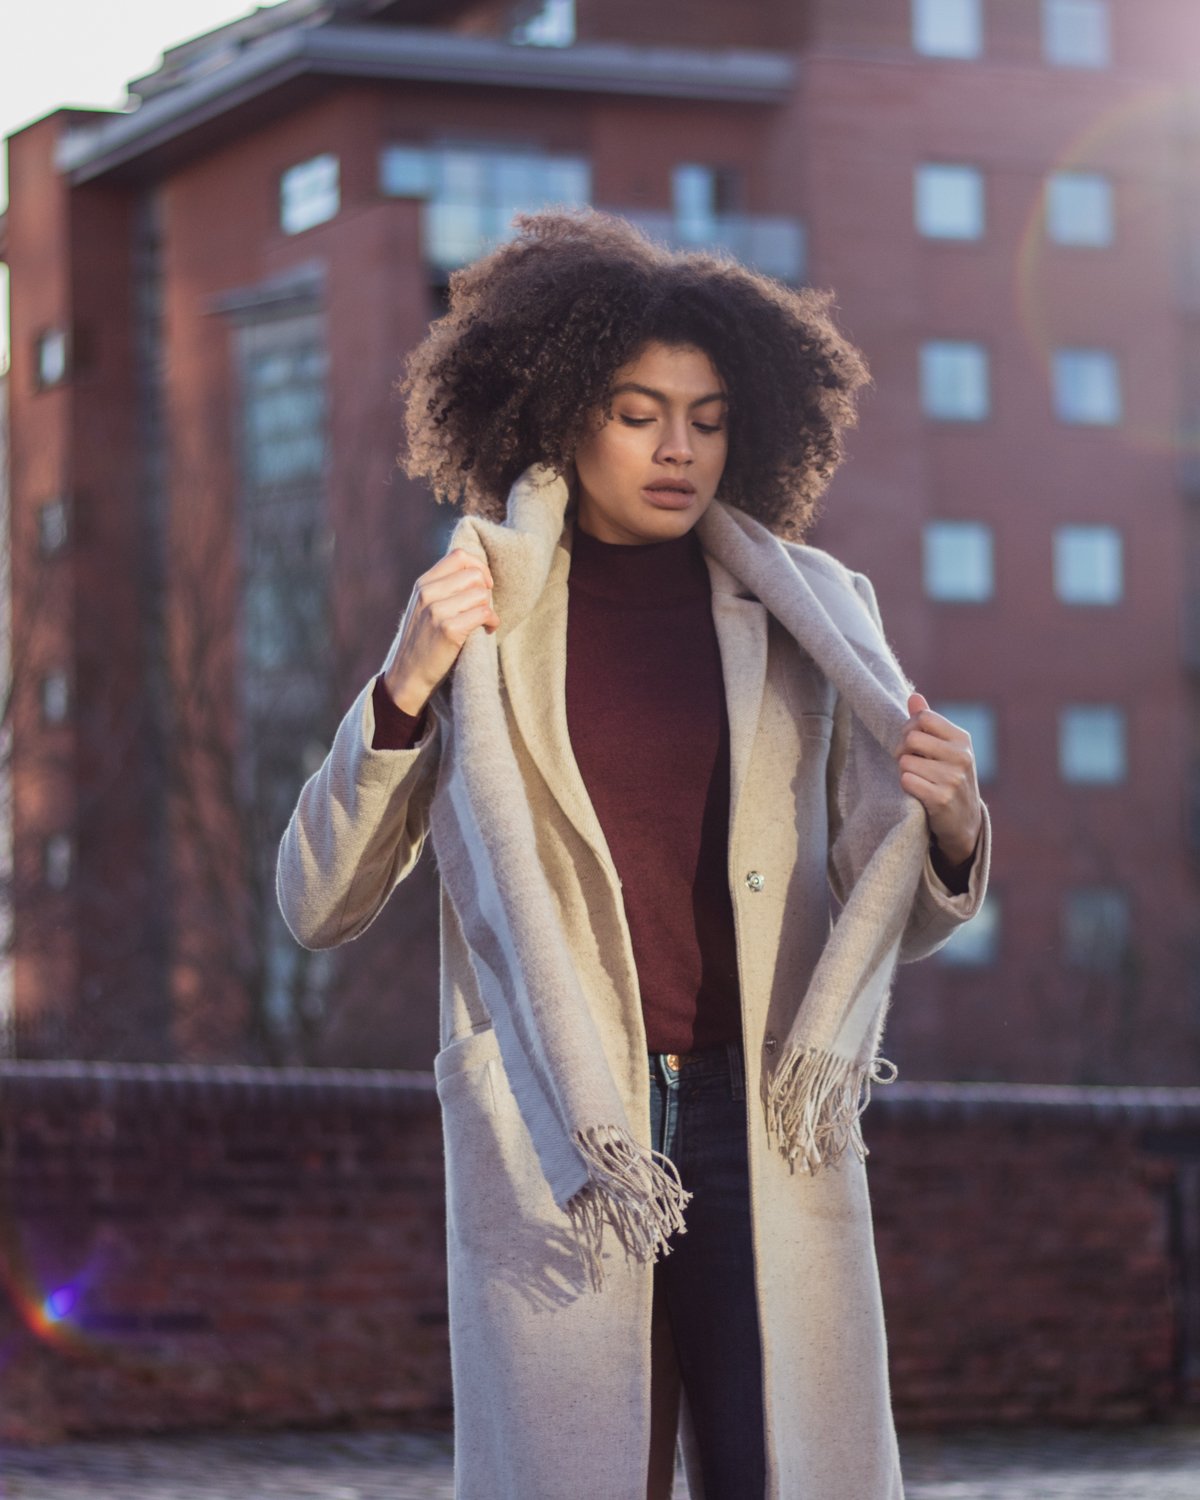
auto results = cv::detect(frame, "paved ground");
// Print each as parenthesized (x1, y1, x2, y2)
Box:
(1, 1424, 1199, 1497)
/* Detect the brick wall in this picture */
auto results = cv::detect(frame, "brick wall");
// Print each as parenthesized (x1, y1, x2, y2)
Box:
(1, 1066, 1197, 1442)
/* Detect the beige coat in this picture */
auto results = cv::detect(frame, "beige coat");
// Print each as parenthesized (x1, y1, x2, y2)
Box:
(277, 510, 990, 1500)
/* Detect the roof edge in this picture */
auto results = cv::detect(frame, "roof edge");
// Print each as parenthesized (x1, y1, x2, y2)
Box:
(58, 26, 794, 184)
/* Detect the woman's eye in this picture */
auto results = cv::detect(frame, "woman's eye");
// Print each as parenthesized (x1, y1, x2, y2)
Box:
(693, 423, 723, 434)
(618, 415, 655, 427)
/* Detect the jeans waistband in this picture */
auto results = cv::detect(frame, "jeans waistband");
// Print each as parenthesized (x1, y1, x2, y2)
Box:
(649, 1038, 744, 1084)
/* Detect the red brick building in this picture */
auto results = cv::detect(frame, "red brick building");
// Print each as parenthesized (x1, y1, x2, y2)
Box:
(2, 0, 1197, 1081)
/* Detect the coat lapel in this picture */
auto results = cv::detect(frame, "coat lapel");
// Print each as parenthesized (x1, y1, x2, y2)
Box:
(706, 557, 769, 831)
(498, 531, 621, 883)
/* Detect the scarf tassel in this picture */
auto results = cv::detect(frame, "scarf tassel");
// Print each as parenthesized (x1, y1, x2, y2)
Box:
(764, 1044, 899, 1175)
(565, 1128, 693, 1292)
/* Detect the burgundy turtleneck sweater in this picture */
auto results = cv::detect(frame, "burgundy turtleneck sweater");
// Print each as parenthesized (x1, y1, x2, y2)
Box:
(370, 527, 973, 1055)
(563, 524, 742, 1053)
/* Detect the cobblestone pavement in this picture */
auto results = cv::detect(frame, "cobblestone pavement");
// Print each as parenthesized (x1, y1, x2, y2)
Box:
(1, 1424, 1199, 1497)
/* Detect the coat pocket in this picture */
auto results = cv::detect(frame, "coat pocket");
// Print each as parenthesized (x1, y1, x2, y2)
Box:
(434, 1024, 500, 1113)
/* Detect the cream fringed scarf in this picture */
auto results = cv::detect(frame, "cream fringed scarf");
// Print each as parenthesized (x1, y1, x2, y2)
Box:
(428, 466, 929, 1289)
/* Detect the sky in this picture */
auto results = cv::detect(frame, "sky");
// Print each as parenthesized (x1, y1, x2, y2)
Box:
(0, 0, 290, 367)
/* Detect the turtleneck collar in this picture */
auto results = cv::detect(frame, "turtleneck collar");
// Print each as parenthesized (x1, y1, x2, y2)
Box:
(567, 520, 711, 607)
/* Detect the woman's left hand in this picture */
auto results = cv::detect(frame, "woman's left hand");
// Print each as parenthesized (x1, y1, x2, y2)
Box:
(895, 693, 983, 867)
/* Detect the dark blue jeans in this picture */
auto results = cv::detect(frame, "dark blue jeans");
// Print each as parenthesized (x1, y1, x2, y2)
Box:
(649, 1041, 766, 1498)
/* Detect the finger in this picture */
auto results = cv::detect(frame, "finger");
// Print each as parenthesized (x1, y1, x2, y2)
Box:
(906, 709, 965, 743)
(907, 692, 930, 717)
(897, 728, 971, 763)
(899, 768, 955, 807)
(418, 571, 495, 613)
(426, 548, 495, 589)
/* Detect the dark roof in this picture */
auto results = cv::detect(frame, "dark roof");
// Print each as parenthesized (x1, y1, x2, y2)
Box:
(58, 21, 793, 185)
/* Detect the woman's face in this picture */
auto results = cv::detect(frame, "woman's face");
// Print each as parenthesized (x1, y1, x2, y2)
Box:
(571, 341, 729, 546)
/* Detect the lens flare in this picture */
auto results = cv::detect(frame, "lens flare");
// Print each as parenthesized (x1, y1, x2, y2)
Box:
(1013, 80, 1198, 458)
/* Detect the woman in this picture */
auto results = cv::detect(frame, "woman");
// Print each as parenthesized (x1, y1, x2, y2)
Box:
(277, 210, 989, 1500)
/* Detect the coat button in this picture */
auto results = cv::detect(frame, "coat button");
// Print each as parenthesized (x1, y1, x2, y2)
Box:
(764, 1034, 779, 1054)
(745, 870, 765, 892)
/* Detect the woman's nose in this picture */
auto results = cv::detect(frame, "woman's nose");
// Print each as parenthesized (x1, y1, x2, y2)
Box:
(655, 419, 693, 464)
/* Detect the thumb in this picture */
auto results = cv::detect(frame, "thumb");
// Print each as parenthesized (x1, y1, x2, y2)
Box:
(907, 691, 929, 716)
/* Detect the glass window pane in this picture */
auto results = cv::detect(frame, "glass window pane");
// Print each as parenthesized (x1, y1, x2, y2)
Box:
(280, 154, 339, 236)
(1043, 0, 1111, 68)
(913, 0, 983, 58)
(38, 498, 69, 554)
(924, 522, 994, 602)
(1053, 349, 1121, 424)
(921, 340, 989, 420)
(511, 0, 576, 47)
(379, 146, 435, 198)
(1054, 525, 1122, 604)
(426, 200, 488, 271)
(938, 892, 999, 966)
(672, 164, 718, 244)
(936, 702, 997, 781)
(915, 164, 984, 239)
(36, 329, 68, 386)
(1063, 887, 1129, 971)
(1059, 705, 1126, 783)
(540, 159, 591, 206)
(440, 150, 488, 203)
(1046, 171, 1113, 247)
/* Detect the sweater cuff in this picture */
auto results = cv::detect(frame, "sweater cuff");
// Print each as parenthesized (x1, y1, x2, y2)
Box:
(371, 673, 428, 750)
(929, 835, 975, 896)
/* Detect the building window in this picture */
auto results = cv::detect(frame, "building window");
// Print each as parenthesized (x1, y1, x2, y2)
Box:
(235, 311, 331, 688)
(37, 497, 69, 554)
(915, 164, 985, 240)
(43, 833, 72, 891)
(936, 701, 997, 782)
(913, 0, 982, 58)
(1046, 171, 1113, 247)
(920, 340, 989, 421)
(244, 345, 328, 488)
(1043, 0, 1111, 68)
(380, 144, 590, 273)
(1059, 705, 1126, 783)
(924, 522, 994, 602)
(1063, 887, 1130, 972)
(511, 0, 575, 46)
(1052, 349, 1120, 425)
(280, 154, 340, 236)
(34, 329, 68, 389)
(672, 164, 743, 245)
(1054, 525, 1122, 604)
(938, 892, 999, 966)
(40, 672, 70, 725)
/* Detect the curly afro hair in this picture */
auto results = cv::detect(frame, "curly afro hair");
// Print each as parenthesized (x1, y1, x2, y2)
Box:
(399, 208, 872, 540)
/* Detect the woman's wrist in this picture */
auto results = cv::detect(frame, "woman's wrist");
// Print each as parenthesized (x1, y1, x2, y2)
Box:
(382, 668, 432, 717)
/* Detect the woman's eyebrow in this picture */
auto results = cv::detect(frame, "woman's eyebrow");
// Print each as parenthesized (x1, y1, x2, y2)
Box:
(609, 381, 728, 407)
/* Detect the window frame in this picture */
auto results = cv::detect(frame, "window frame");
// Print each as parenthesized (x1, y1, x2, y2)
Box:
(1042, 0, 1112, 70)
(280, 153, 341, 237)
(912, 0, 984, 60)
(1058, 704, 1127, 784)
(1052, 348, 1121, 426)
(915, 163, 986, 241)
(1053, 524, 1123, 605)
(920, 338, 991, 422)
(923, 520, 996, 603)
(1045, 170, 1114, 248)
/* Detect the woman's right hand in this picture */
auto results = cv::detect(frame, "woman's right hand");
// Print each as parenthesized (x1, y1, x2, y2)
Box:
(382, 548, 500, 715)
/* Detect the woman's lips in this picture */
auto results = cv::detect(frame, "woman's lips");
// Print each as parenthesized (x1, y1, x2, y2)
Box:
(642, 485, 696, 509)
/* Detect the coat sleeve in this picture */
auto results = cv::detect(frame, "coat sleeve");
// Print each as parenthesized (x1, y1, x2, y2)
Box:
(825, 570, 992, 965)
(275, 674, 441, 951)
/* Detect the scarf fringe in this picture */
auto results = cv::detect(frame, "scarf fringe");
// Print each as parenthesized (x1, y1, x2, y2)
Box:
(565, 1128, 693, 1293)
(764, 1044, 899, 1175)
